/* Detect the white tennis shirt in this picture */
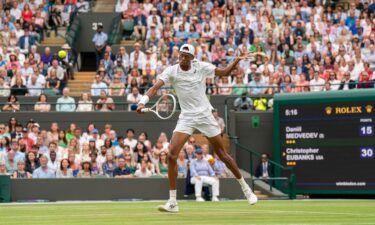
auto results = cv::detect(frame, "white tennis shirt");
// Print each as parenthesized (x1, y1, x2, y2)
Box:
(158, 60, 216, 119)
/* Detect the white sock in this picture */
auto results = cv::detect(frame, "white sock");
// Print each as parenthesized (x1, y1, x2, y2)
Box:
(237, 177, 252, 192)
(169, 190, 177, 202)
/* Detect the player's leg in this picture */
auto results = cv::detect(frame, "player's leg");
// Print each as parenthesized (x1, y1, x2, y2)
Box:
(208, 135, 241, 178)
(208, 134, 257, 205)
(167, 131, 190, 190)
(158, 131, 190, 213)
(190, 176, 204, 202)
(201, 176, 220, 201)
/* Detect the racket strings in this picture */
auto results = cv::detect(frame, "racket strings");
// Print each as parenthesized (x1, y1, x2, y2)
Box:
(156, 96, 175, 119)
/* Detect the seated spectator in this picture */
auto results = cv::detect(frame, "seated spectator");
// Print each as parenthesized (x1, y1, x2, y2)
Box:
(113, 157, 133, 178)
(206, 78, 216, 95)
(48, 151, 59, 173)
(248, 73, 267, 95)
(11, 77, 28, 96)
(56, 88, 76, 112)
(139, 76, 152, 95)
(0, 136, 10, 153)
(108, 74, 125, 96)
(0, 161, 8, 175)
(25, 151, 40, 174)
(90, 152, 102, 176)
(46, 69, 61, 95)
(47, 59, 65, 89)
(19, 28, 36, 54)
(102, 152, 117, 177)
(253, 96, 268, 111)
(41, 47, 54, 67)
(5, 150, 18, 174)
(91, 74, 108, 97)
(96, 90, 115, 111)
(27, 75, 43, 97)
(68, 152, 81, 177)
(255, 153, 274, 181)
(32, 155, 56, 178)
(295, 75, 310, 93)
(327, 72, 341, 91)
(201, 144, 213, 161)
(2, 95, 20, 112)
(280, 75, 295, 93)
(77, 161, 93, 178)
(177, 150, 188, 177)
(134, 160, 152, 178)
(56, 158, 73, 178)
(34, 94, 51, 112)
(124, 151, 137, 174)
(190, 148, 220, 202)
(310, 72, 325, 92)
(0, 76, 10, 97)
(127, 87, 142, 111)
(234, 93, 253, 111)
(232, 76, 247, 95)
(339, 72, 356, 90)
(12, 160, 32, 178)
(124, 128, 137, 152)
(217, 77, 232, 95)
(156, 150, 168, 177)
(81, 143, 91, 164)
(357, 71, 373, 89)
(76, 92, 94, 112)
(185, 144, 196, 161)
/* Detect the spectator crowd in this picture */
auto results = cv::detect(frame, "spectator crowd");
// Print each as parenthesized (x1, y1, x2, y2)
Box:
(0, 0, 91, 99)
(0, 117, 231, 180)
(100, 0, 375, 99)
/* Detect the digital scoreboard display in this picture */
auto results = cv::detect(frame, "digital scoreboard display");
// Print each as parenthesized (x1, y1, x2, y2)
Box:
(273, 90, 375, 194)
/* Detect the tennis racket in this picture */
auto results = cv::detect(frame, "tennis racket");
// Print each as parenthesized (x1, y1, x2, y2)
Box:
(141, 94, 177, 120)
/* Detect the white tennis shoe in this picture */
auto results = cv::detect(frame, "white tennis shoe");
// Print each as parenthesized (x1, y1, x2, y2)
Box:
(196, 197, 205, 202)
(243, 188, 258, 205)
(158, 201, 179, 213)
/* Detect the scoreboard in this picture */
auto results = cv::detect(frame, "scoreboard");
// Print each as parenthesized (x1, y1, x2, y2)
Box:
(273, 90, 375, 194)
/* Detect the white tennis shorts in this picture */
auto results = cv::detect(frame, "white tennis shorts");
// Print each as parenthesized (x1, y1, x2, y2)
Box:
(174, 114, 221, 138)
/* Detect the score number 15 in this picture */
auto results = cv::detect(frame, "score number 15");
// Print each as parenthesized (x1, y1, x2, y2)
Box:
(359, 125, 373, 136)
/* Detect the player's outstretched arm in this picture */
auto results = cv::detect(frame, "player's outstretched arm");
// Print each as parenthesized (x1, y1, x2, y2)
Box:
(136, 79, 165, 113)
(215, 50, 252, 77)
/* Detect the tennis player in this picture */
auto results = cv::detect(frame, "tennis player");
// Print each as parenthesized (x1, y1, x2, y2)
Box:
(137, 44, 258, 213)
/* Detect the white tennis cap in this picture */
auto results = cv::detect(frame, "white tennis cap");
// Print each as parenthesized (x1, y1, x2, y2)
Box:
(179, 44, 195, 56)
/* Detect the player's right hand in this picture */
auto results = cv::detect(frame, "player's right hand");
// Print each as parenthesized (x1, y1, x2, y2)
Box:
(136, 104, 145, 113)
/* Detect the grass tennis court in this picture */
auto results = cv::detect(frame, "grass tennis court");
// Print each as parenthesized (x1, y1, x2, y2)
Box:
(0, 200, 374, 225)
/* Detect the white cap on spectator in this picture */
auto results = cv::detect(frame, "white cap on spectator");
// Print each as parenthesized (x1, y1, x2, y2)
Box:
(179, 44, 195, 56)
(62, 44, 71, 49)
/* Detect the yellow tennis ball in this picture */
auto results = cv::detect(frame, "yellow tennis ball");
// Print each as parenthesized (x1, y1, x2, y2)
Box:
(58, 50, 67, 59)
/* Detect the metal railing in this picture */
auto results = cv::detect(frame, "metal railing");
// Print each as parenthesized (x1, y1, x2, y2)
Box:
(0, 100, 168, 112)
(230, 136, 296, 199)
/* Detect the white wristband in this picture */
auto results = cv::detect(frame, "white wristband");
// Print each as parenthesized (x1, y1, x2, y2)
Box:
(139, 95, 149, 105)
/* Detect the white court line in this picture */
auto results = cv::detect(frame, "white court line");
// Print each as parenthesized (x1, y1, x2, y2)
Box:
(1, 199, 374, 206)
(182, 206, 374, 217)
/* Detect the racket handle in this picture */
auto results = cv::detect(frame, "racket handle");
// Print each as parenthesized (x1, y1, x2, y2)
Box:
(141, 108, 150, 112)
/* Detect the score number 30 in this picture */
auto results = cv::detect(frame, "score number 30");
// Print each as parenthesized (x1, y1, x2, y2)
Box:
(360, 147, 374, 159)
(359, 125, 373, 136)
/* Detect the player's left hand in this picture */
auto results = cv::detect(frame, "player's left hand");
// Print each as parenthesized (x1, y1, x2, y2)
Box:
(238, 49, 253, 60)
